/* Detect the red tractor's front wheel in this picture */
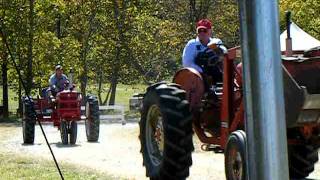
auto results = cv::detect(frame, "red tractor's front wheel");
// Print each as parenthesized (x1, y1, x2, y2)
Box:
(225, 130, 247, 180)
(60, 121, 68, 145)
(69, 121, 77, 145)
(60, 121, 78, 145)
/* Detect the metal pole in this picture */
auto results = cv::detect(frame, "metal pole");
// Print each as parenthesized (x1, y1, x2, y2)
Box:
(238, 1, 289, 180)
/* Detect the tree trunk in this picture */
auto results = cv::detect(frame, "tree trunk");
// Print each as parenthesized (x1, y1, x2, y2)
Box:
(108, 0, 123, 106)
(26, 0, 34, 95)
(18, 48, 23, 117)
(56, 13, 62, 63)
(79, 11, 96, 104)
(103, 83, 112, 105)
(18, 81, 22, 117)
(108, 69, 118, 106)
(97, 70, 103, 104)
(80, 63, 88, 104)
(2, 59, 8, 118)
(97, 68, 112, 105)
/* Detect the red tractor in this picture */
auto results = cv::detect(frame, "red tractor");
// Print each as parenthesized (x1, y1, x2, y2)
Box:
(138, 43, 320, 179)
(22, 85, 100, 145)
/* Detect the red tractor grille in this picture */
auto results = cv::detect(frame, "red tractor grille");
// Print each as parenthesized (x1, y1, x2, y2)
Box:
(56, 91, 82, 120)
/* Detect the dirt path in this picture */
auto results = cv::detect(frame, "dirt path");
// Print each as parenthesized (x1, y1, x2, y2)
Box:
(0, 122, 319, 180)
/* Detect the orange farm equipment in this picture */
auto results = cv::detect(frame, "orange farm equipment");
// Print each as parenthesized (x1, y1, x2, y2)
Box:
(138, 45, 320, 179)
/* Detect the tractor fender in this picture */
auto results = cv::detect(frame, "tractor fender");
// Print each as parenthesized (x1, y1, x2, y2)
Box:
(173, 67, 203, 80)
(173, 68, 205, 110)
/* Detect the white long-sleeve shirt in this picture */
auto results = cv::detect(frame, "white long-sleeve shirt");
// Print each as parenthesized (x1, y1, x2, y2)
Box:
(182, 37, 226, 73)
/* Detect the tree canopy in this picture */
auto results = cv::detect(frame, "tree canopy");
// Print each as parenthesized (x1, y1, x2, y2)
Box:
(0, 0, 318, 105)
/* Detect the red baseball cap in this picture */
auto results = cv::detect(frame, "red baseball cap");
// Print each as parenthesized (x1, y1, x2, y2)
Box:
(196, 19, 212, 30)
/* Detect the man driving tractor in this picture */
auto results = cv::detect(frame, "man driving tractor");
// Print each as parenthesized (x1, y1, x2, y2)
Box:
(47, 65, 69, 97)
(182, 19, 227, 82)
(182, 18, 227, 92)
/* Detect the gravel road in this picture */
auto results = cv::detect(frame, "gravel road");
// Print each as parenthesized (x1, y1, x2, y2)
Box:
(0, 122, 319, 180)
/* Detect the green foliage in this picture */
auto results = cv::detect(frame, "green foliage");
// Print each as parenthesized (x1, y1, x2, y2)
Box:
(0, 0, 319, 105)
(0, 152, 116, 180)
(280, 0, 320, 40)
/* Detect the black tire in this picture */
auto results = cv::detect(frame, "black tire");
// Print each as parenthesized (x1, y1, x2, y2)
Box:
(225, 130, 247, 180)
(69, 121, 77, 145)
(22, 98, 36, 144)
(139, 82, 194, 180)
(288, 144, 319, 179)
(60, 121, 68, 145)
(85, 96, 100, 142)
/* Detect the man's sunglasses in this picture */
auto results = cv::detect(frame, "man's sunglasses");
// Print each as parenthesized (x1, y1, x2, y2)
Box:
(198, 28, 208, 33)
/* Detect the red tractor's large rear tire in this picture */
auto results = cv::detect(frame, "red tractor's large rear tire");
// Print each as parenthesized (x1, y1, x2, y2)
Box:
(139, 82, 194, 180)
(69, 121, 77, 145)
(85, 96, 100, 142)
(288, 144, 319, 178)
(225, 130, 247, 180)
(60, 121, 68, 145)
(22, 98, 36, 144)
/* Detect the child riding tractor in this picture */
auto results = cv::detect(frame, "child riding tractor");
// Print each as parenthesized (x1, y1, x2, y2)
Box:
(22, 66, 100, 145)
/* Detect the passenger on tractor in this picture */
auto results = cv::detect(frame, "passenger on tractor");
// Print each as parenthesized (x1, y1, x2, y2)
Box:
(182, 18, 227, 91)
(46, 65, 69, 100)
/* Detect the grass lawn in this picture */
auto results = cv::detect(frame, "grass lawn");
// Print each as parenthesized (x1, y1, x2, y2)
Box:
(0, 152, 117, 180)
(87, 83, 147, 111)
(92, 83, 147, 107)
(115, 84, 146, 107)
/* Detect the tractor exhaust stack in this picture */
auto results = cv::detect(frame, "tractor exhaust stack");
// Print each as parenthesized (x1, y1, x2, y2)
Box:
(285, 11, 293, 56)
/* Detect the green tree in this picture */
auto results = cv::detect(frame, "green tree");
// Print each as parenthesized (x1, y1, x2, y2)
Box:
(280, 0, 320, 40)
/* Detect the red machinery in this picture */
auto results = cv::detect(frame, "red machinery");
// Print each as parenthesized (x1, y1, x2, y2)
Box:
(138, 44, 320, 179)
(22, 88, 100, 145)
